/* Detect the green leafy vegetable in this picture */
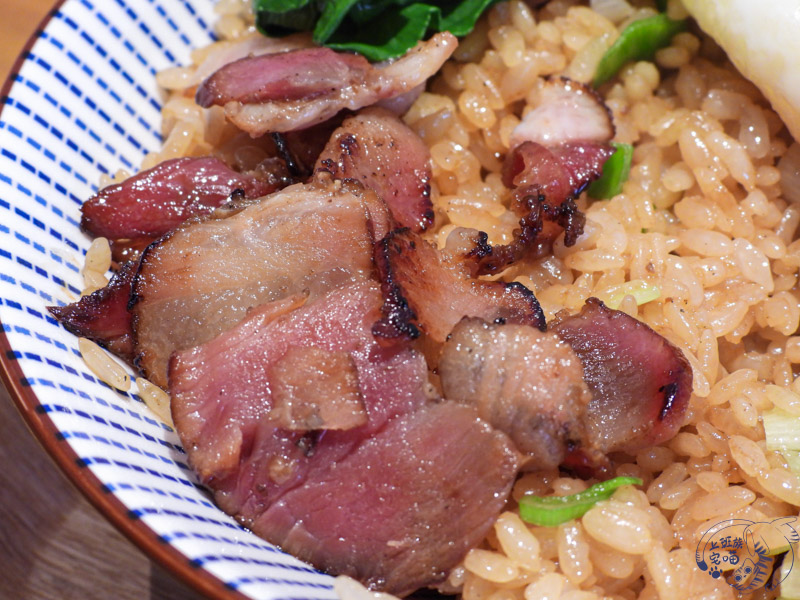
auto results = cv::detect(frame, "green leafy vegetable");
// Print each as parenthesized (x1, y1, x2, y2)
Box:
(327, 3, 437, 61)
(254, 0, 500, 61)
(316, 0, 363, 43)
(588, 142, 633, 199)
(519, 476, 643, 527)
(255, 0, 323, 37)
(593, 14, 686, 87)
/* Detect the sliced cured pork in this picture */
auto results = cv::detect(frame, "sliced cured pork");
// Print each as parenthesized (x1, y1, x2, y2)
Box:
(169, 282, 518, 596)
(372, 228, 545, 344)
(509, 77, 614, 149)
(257, 401, 518, 596)
(195, 33, 458, 135)
(168, 282, 425, 494)
(189, 31, 313, 88)
(438, 317, 592, 470)
(316, 108, 434, 232)
(552, 298, 693, 453)
(132, 174, 388, 387)
(48, 261, 137, 361)
(81, 157, 281, 248)
(449, 78, 615, 275)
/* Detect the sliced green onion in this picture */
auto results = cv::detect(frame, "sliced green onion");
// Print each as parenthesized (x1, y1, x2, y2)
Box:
(587, 142, 633, 199)
(764, 409, 800, 453)
(596, 279, 660, 309)
(783, 450, 800, 474)
(519, 476, 643, 527)
(763, 408, 800, 477)
(593, 14, 686, 87)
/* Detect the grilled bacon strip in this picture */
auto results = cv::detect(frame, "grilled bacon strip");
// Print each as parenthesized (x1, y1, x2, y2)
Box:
(48, 261, 137, 361)
(132, 175, 388, 388)
(447, 141, 613, 276)
(372, 228, 545, 344)
(196, 33, 457, 136)
(552, 298, 692, 454)
(316, 108, 434, 232)
(509, 77, 614, 149)
(81, 157, 282, 249)
(446, 77, 615, 276)
(439, 318, 592, 471)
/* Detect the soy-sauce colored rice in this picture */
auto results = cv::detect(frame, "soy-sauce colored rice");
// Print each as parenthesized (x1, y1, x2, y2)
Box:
(102, 0, 800, 597)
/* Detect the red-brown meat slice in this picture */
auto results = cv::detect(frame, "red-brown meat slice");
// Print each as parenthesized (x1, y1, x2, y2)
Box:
(509, 76, 614, 149)
(447, 78, 615, 276)
(80, 157, 280, 244)
(552, 298, 692, 453)
(254, 401, 519, 596)
(48, 261, 137, 361)
(316, 108, 434, 232)
(196, 47, 370, 107)
(268, 346, 367, 431)
(452, 141, 614, 276)
(503, 141, 616, 213)
(372, 228, 545, 344)
(168, 282, 430, 516)
(132, 174, 388, 387)
(196, 33, 457, 136)
(438, 317, 592, 470)
(190, 32, 313, 89)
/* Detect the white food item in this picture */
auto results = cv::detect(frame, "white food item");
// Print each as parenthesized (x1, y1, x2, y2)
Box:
(682, 0, 800, 141)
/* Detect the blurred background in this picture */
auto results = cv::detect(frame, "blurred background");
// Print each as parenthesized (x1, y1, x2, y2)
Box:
(0, 2, 203, 598)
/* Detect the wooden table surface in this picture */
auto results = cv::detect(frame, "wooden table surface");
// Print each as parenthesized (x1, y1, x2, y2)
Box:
(0, 2, 204, 598)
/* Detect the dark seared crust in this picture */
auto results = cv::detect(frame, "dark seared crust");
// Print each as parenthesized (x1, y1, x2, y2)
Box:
(48, 260, 138, 362)
(129, 236, 169, 376)
(544, 196, 585, 247)
(372, 228, 546, 343)
(553, 297, 693, 453)
(463, 230, 494, 262)
(659, 381, 680, 421)
(549, 75, 616, 140)
(128, 235, 169, 312)
(314, 109, 434, 233)
(503, 282, 546, 332)
(459, 195, 584, 276)
(469, 196, 545, 275)
(372, 229, 421, 342)
(271, 132, 311, 179)
(463, 141, 611, 276)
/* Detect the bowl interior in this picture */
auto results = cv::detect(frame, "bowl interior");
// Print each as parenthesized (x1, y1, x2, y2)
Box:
(0, 2, 337, 598)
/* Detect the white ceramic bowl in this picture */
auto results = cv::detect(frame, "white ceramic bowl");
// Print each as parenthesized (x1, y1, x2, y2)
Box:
(0, 2, 338, 598)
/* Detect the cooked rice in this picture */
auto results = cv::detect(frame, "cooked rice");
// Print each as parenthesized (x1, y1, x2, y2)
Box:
(80, 236, 110, 295)
(83, 0, 800, 597)
(135, 377, 174, 428)
(78, 337, 131, 392)
(407, 1, 800, 597)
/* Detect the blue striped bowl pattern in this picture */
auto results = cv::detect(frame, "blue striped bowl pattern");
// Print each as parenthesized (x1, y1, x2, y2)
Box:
(0, 2, 339, 598)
